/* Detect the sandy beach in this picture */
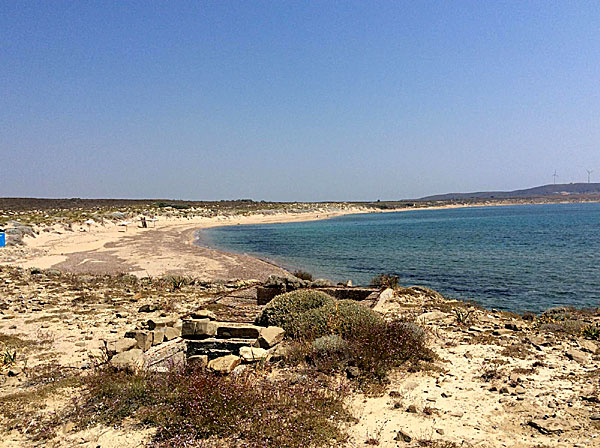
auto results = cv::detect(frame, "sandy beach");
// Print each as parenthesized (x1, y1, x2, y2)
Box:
(3, 199, 586, 282)
(1, 207, 387, 281)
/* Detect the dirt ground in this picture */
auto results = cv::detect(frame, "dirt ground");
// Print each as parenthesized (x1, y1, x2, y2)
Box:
(0, 267, 598, 447)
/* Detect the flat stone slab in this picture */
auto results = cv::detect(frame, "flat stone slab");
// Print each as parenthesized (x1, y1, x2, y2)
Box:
(216, 323, 261, 339)
(144, 338, 185, 371)
(182, 319, 218, 339)
(256, 326, 285, 348)
(106, 338, 137, 356)
(111, 348, 144, 372)
(186, 337, 257, 359)
(208, 355, 241, 374)
(239, 346, 269, 362)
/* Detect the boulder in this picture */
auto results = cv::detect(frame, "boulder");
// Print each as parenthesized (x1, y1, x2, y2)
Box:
(181, 319, 218, 339)
(110, 349, 144, 372)
(257, 286, 285, 305)
(144, 339, 185, 372)
(239, 346, 269, 362)
(208, 355, 241, 374)
(256, 326, 285, 348)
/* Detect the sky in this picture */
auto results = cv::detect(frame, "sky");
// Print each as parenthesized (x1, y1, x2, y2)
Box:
(1, 1, 599, 201)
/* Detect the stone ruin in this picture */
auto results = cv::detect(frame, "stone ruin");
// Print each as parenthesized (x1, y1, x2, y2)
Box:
(105, 278, 393, 374)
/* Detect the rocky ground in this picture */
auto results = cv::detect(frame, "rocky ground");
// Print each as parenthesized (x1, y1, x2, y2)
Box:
(0, 267, 598, 447)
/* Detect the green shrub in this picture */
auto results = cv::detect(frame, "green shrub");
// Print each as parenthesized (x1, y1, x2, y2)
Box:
(254, 289, 335, 334)
(582, 324, 600, 340)
(256, 291, 384, 340)
(370, 273, 399, 289)
(333, 300, 384, 337)
(292, 270, 314, 281)
(310, 334, 351, 373)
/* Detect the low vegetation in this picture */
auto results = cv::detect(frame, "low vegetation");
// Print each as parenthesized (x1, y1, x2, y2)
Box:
(72, 366, 351, 447)
(370, 273, 399, 289)
(292, 269, 314, 281)
(257, 290, 432, 387)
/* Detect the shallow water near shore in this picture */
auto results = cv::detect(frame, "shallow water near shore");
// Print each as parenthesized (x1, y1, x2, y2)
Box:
(200, 203, 600, 313)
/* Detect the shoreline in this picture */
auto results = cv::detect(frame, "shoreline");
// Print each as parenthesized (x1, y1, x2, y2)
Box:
(1, 199, 599, 283)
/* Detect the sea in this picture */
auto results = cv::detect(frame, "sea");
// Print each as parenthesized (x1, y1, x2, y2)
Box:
(199, 203, 600, 313)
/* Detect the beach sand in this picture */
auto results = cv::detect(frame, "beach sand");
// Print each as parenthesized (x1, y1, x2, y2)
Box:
(1, 208, 385, 280)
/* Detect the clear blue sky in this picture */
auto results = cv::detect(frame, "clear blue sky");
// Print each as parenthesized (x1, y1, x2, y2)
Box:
(1, 1, 599, 201)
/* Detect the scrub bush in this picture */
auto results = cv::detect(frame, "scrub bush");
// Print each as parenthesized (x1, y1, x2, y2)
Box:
(254, 289, 335, 334)
(74, 365, 350, 448)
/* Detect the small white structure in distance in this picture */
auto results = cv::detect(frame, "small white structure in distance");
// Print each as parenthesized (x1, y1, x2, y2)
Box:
(84, 219, 95, 232)
(117, 221, 132, 232)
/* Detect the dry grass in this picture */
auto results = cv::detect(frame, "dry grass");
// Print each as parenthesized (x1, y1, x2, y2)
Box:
(70, 365, 351, 448)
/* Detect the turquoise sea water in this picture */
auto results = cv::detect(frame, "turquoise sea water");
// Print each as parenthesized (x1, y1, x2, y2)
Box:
(199, 203, 600, 313)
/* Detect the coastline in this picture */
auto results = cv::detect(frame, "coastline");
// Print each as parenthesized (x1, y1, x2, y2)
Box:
(2, 199, 599, 281)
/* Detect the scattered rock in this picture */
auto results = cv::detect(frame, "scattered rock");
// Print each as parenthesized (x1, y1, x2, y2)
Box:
(256, 326, 285, 348)
(345, 366, 360, 379)
(239, 346, 268, 362)
(268, 343, 290, 362)
(7, 367, 22, 377)
(138, 304, 159, 313)
(514, 385, 526, 395)
(394, 430, 412, 442)
(528, 418, 564, 435)
(578, 338, 598, 354)
(208, 355, 241, 374)
(565, 348, 588, 364)
(190, 309, 217, 321)
(419, 311, 447, 322)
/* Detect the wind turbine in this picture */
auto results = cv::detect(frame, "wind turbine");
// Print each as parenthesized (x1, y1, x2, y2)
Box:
(552, 170, 558, 185)
(586, 169, 593, 183)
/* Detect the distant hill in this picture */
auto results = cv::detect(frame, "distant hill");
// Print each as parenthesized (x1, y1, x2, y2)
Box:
(419, 183, 600, 201)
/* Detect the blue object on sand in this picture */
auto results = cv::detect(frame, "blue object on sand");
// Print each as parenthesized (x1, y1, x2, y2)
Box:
(0, 232, 4, 247)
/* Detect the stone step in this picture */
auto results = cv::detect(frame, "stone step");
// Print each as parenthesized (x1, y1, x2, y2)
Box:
(182, 319, 261, 340)
(216, 323, 261, 339)
(186, 337, 256, 360)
